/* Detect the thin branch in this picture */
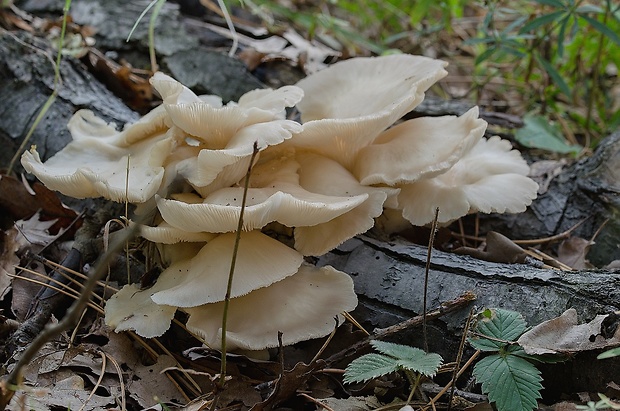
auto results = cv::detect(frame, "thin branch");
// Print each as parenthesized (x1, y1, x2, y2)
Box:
(218, 142, 259, 385)
(423, 207, 440, 353)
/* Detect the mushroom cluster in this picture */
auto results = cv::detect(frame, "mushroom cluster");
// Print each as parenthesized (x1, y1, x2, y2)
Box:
(21, 54, 538, 351)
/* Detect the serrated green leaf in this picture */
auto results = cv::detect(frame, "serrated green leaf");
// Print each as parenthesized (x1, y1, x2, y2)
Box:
(343, 353, 399, 384)
(473, 354, 543, 411)
(469, 335, 505, 351)
(519, 10, 566, 34)
(371, 340, 422, 359)
(477, 308, 528, 344)
(579, 15, 620, 46)
(515, 114, 582, 154)
(396, 352, 443, 378)
(369, 340, 443, 377)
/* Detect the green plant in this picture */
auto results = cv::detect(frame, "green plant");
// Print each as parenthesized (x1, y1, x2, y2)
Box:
(468, 0, 620, 148)
(344, 340, 443, 403)
(469, 308, 543, 411)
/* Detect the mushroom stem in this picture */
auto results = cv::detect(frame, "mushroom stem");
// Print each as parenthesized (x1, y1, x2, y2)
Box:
(219, 141, 259, 388)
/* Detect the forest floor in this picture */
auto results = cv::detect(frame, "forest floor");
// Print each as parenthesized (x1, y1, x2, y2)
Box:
(0, 1, 619, 410)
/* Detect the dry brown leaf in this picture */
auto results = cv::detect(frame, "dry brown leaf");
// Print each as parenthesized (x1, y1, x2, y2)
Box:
(130, 354, 186, 408)
(320, 395, 382, 410)
(557, 237, 594, 269)
(0, 228, 19, 300)
(454, 231, 528, 264)
(517, 308, 620, 355)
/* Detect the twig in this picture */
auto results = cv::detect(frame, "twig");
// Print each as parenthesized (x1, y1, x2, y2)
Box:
(423, 350, 481, 410)
(446, 309, 475, 411)
(78, 350, 106, 411)
(103, 351, 126, 411)
(324, 291, 476, 366)
(211, 141, 259, 410)
(298, 393, 336, 411)
(423, 207, 440, 353)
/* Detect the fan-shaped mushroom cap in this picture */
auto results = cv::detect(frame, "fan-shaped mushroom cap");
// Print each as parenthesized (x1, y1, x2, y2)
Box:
(294, 153, 399, 255)
(184, 264, 358, 350)
(354, 107, 487, 185)
(397, 136, 539, 225)
(156, 187, 367, 233)
(136, 221, 217, 244)
(155, 162, 369, 233)
(21, 110, 173, 203)
(289, 55, 448, 169)
(150, 72, 304, 149)
(149, 230, 303, 307)
(105, 283, 176, 339)
(175, 119, 302, 188)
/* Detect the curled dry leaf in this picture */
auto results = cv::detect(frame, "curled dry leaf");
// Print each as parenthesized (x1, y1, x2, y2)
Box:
(517, 308, 620, 355)
(454, 231, 528, 264)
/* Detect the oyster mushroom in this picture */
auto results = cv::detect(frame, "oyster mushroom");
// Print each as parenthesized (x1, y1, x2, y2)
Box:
(184, 264, 358, 350)
(397, 136, 539, 225)
(21, 109, 173, 203)
(288, 54, 449, 170)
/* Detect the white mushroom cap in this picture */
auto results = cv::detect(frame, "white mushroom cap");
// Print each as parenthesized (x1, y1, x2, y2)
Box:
(294, 153, 399, 256)
(289, 55, 448, 169)
(184, 264, 358, 350)
(150, 72, 304, 149)
(155, 160, 369, 233)
(397, 136, 539, 225)
(175, 119, 302, 188)
(354, 107, 487, 185)
(136, 220, 217, 244)
(105, 283, 177, 338)
(149, 230, 303, 307)
(156, 187, 367, 233)
(21, 124, 173, 203)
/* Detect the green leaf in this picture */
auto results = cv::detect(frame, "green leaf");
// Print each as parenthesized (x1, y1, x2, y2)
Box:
(344, 354, 398, 384)
(473, 354, 543, 411)
(475, 46, 498, 65)
(509, 346, 567, 364)
(597, 347, 620, 359)
(396, 354, 443, 378)
(503, 16, 531, 35)
(556, 15, 572, 57)
(575, 4, 604, 14)
(470, 308, 528, 351)
(371, 340, 419, 358)
(534, 53, 572, 96)
(515, 114, 582, 154)
(370, 340, 443, 377)
(579, 15, 620, 46)
(519, 10, 566, 34)
(534, 0, 565, 7)
(344, 353, 399, 384)
(409, 0, 432, 26)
